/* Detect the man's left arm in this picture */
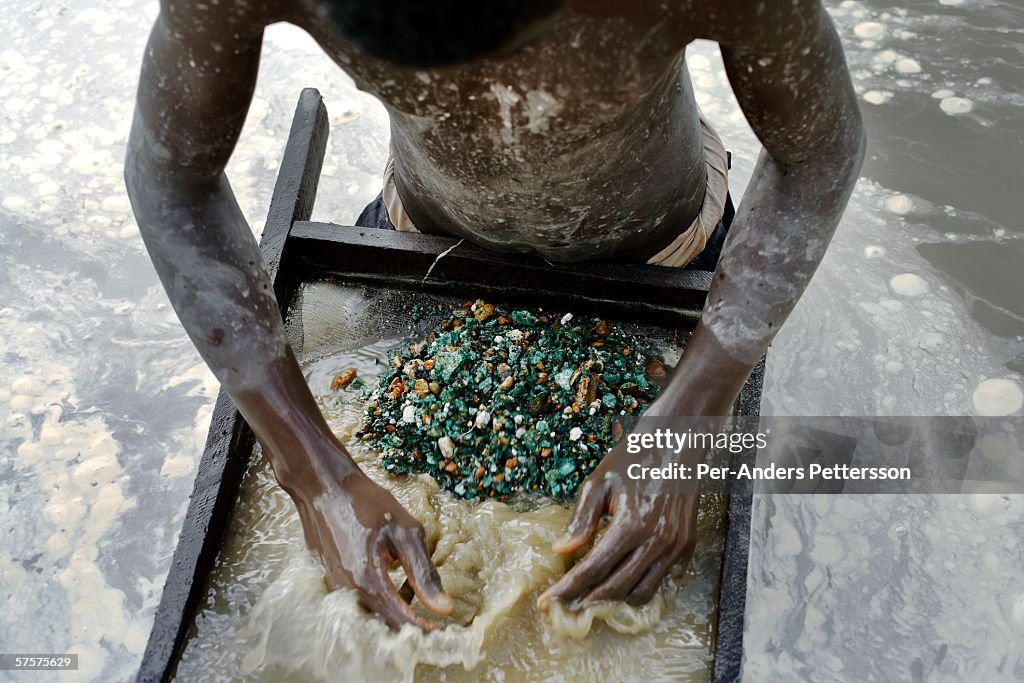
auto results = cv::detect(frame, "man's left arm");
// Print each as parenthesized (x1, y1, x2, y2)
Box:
(539, 0, 865, 610)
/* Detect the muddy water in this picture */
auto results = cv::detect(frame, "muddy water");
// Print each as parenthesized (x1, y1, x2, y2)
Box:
(175, 338, 728, 683)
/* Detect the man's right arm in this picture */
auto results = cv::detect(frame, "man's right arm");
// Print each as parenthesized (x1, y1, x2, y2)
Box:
(125, 1, 450, 628)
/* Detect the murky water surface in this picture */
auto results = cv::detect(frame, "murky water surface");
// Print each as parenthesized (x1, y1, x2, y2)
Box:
(0, 0, 1021, 679)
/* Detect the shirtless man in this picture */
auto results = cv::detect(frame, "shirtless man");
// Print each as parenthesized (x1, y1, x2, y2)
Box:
(125, 0, 865, 630)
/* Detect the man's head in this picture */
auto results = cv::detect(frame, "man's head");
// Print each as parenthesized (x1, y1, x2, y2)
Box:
(323, 0, 565, 67)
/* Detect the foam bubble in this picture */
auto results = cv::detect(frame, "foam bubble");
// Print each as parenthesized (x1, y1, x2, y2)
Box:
(885, 195, 914, 215)
(895, 58, 922, 74)
(880, 299, 906, 313)
(940, 97, 973, 115)
(688, 54, 711, 70)
(1012, 593, 1024, 625)
(160, 455, 195, 478)
(854, 22, 885, 39)
(889, 273, 929, 297)
(863, 90, 893, 105)
(2, 195, 26, 211)
(972, 378, 1024, 416)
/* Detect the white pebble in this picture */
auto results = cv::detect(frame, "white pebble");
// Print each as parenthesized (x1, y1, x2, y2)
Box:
(569, 427, 583, 441)
(402, 405, 417, 423)
(560, 313, 573, 324)
(474, 410, 491, 429)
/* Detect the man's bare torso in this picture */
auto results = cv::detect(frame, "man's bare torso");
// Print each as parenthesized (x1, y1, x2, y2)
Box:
(289, 2, 709, 262)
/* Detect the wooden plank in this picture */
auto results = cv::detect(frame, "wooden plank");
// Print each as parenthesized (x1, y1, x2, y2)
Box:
(713, 356, 767, 683)
(289, 222, 712, 328)
(262, 88, 330, 304)
(136, 88, 329, 683)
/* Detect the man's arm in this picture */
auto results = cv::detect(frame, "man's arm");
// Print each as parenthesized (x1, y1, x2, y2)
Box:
(540, 0, 865, 609)
(699, 0, 867, 366)
(125, 1, 449, 628)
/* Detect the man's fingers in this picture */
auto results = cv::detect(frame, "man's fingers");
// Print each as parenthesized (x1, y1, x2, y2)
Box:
(360, 559, 441, 632)
(538, 520, 636, 611)
(581, 542, 665, 605)
(552, 480, 608, 555)
(390, 527, 453, 616)
(625, 553, 678, 606)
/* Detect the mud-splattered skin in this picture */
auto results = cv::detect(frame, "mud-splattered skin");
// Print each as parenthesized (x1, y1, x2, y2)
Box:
(295, 5, 708, 261)
(124, 0, 864, 627)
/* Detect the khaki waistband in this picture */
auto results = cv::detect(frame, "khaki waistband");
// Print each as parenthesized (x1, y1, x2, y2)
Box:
(381, 113, 730, 268)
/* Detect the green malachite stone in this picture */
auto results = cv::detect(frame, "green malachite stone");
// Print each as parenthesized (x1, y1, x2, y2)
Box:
(357, 301, 663, 501)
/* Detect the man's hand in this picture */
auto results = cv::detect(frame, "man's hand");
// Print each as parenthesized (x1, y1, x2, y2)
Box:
(539, 324, 749, 611)
(282, 440, 453, 630)
(537, 442, 700, 610)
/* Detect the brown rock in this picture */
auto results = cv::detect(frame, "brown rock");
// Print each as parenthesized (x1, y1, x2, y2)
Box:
(473, 301, 496, 322)
(646, 359, 667, 379)
(387, 377, 407, 399)
(331, 368, 357, 390)
(586, 373, 601, 405)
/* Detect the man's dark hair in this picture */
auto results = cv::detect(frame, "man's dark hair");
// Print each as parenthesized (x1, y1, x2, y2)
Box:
(324, 0, 564, 67)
